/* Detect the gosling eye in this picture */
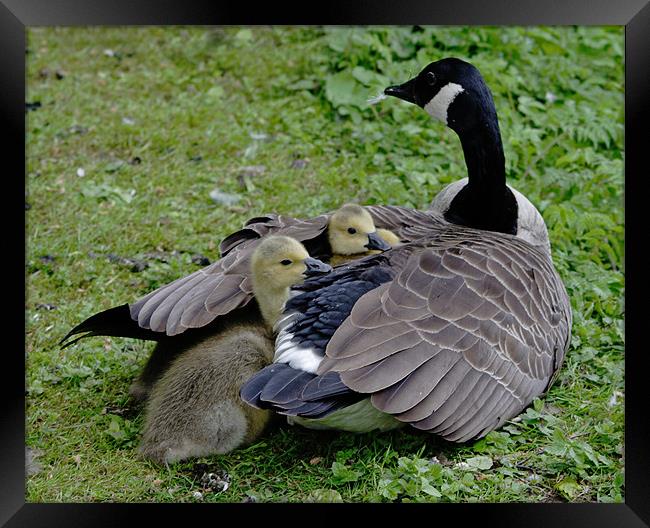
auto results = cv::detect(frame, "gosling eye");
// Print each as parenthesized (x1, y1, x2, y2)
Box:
(426, 71, 436, 86)
(347, 227, 357, 234)
(280, 259, 292, 266)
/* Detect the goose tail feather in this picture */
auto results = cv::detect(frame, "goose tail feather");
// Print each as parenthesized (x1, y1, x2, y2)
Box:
(59, 304, 164, 348)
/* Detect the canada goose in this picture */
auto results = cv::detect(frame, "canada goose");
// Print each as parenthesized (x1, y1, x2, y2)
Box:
(60, 203, 393, 403)
(139, 236, 331, 463)
(239, 58, 572, 442)
(131, 206, 393, 402)
(249, 236, 333, 325)
(139, 323, 275, 463)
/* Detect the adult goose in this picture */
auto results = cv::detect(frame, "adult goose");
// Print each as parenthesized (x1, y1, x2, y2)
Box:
(139, 237, 331, 463)
(240, 58, 572, 442)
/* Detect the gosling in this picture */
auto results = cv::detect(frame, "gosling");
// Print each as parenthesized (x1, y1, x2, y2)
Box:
(139, 236, 331, 464)
(328, 204, 400, 267)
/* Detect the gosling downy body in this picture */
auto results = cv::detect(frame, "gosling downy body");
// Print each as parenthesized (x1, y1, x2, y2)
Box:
(140, 237, 331, 463)
(139, 323, 275, 463)
(240, 58, 571, 442)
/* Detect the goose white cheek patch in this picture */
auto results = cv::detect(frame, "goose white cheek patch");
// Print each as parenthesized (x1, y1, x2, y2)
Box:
(424, 82, 465, 124)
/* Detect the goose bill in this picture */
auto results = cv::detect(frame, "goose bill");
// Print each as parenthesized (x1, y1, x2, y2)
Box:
(303, 257, 332, 277)
(365, 231, 391, 251)
(384, 78, 417, 105)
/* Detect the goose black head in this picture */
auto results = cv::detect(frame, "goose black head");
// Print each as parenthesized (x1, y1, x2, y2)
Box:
(385, 58, 519, 237)
(384, 58, 498, 134)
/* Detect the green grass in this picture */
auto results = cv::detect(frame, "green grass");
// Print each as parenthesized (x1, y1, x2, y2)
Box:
(26, 26, 624, 503)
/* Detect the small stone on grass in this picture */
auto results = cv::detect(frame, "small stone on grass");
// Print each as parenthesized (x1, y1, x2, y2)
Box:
(209, 189, 241, 206)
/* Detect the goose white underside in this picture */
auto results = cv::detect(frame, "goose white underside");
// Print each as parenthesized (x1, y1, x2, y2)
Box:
(286, 398, 404, 433)
(273, 311, 323, 374)
(273, 316, 402, 431)
(273, 340, 322, 373)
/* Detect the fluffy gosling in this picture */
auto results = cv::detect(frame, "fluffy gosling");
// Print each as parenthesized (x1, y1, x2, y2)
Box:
(328, 204, 399, 266)
(139, 236, 331, 464)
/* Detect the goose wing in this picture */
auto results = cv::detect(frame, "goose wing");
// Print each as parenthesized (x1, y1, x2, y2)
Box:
(240, 363, 364, 418)
(128, 214, 330, 336)
(317, 230, 572, 442)
(220, 213, 331, 258)
(62, 213, 330, 345)
(128, 242, 257, 335)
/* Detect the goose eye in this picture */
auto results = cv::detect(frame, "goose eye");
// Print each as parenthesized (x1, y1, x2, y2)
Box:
(280, 259, 292, 266)
(426, 71, 436, 86)
(347, 227, 357, 234)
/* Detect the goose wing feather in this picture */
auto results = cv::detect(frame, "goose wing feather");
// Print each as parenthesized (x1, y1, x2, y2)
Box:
(239, 363, 361, 418)
(220, 213, 332, 258)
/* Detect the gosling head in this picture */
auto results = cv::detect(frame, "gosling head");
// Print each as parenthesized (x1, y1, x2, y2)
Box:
(384, 57, 497, 134)
(251, 235, 332, 292)
(328, 203, 391, 256)
(251, 235, 332, 328)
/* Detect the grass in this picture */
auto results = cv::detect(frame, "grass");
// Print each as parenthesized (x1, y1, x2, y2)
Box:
(26, 26, 624, 503)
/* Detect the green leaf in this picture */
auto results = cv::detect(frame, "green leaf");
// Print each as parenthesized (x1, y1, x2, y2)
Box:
(378, 477, 401, 500)
(324, 71, 368, 110)
(104, 414, 137, 448)
(484, 430, 514, 449)
(331, 461, 361, 484)
(351, 66, 388, 87)
(305, 489, 343, 503)
(420, 477, 442, 497)
(28, 379, 45, 395)
(288, 78, 318, 91)
(461, 472, 476, 486)
(335, 448, 356, 464)
(104, 160, 126, 173)
(471, 438, 489, 452)
(234, 29, 253, 42)
(206, 85, 224, 99)
(326, 28, 353, 52)
(105, 416, 127, 442)
(465, 456, 493, 470)
(556, 478, 583, 499)
(351, 66, 376, 86)
(80, 182, 136, 204)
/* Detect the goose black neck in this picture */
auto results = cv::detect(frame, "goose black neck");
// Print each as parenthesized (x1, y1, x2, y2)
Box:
(444, 116, 518, 235)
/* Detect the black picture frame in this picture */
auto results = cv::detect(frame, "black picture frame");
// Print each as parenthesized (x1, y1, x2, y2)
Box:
(8, 1, 648, 525)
